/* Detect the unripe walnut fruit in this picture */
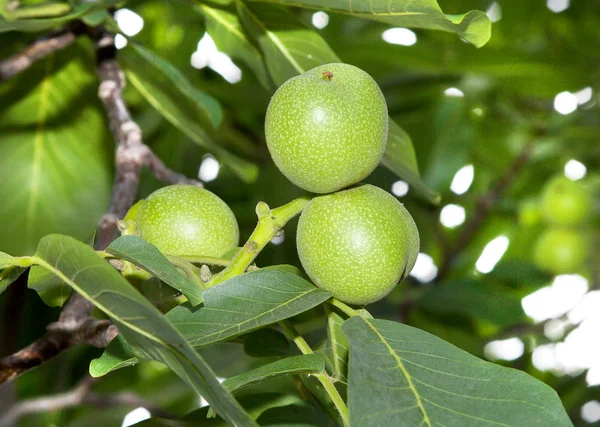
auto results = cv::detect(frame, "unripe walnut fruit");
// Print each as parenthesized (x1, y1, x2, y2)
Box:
(296, 184, 419, 305)
(265, 63, 388, 194)
(540, 176, 591, 226)
(136, 185, 239, 257)
(533, 228, 588, 275)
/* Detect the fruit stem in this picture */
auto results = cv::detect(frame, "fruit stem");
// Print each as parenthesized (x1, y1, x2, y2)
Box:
(279, 319, 350, 427)
(204, 196, 311, 288)
(175, 255, 231, 267)
(96, 251, 111, 258)
(327, 298, 360, 318)
(0, 256, 35, 268)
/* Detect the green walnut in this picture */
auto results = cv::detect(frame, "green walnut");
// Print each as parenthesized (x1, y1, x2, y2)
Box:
(533, 228, 588, 275)
(265, 63, 388, 194)
(296, 184, 419, 305)
(540, 175, 591, 226)
(136, 184, 239, 257)
(121, 199, 145, 236)
(518, 199, 542, 228)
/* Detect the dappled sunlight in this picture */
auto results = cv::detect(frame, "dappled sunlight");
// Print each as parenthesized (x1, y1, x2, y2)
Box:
(522, 275, 588, 323)
(391, 180, 409, 197)
(554, 91, 578, 115)
(191, 33, 242, 84)
(485, 337, 524, 361)
(410, 253, 438, 283)
(444, 87, 464, 98)
(450, 165, 474, 194)
(486, 2, 502, 23)
(271, 231, 285, 245)
(547, 0, 570, 13)
(122, 408, 151, 427)
(581, 401, 600, 423)
(198, 155, 220, 182)
(115, 9, 144, 37)
(382, 28, 417, 46)
(440, 204, 465, 228)
(475, 236, 509, 274)
(564, 159, 587, 181)
(312, 12, 329, 29)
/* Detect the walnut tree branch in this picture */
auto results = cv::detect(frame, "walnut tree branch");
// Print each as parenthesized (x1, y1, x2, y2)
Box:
(95, 31, 202, 249)
(0, 30, 201, 385)
(0, 26, 82, 82)
(436, 141, 535, 282)
(0, 296, 118, 384)
(0, 375, 173, 427)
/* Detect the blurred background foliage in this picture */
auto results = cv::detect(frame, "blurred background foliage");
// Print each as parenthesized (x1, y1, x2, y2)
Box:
(1, 0, 599, 425)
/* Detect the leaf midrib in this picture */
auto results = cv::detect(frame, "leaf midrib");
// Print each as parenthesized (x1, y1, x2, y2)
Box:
(26, 56, 54, 244)
(200, 4, 248, 45)
(190, 287, 321, 345)
(34, 257, 187, 356)
(237, 1, 305, 74)
(363, 317, 432, 427)
(247, 0, 427, 17)
(32, 255, 257, 426)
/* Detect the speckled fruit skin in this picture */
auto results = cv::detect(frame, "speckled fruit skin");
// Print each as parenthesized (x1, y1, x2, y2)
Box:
(540, 176, 591, 226)
(122, 199, 145, 235)
(296, 184, 419, 305)
(533, 228, 588, 275)
(137, 185, 239, 257)
(265, 63, 388, 194)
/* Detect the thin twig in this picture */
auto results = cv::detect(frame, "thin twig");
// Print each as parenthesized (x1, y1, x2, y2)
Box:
(0, 28, 80, 82)
(0, 295, 118, 384)
(95, 31, 201, 249)
(436, 142, 535, 282)
(0, 375, 173, 427)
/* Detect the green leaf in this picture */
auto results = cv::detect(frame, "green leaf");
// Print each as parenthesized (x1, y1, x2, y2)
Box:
(0, 0, 8, 18)
(90, 269, 330, 375)
(122, 43, 223, 128)
(32, 234, 256, 426)
(243, 328, 291, 357)
(261, 264, 303, 276)
(418, 279, 528, 328)
(196, 3, 273, 90)
(249, 0, 491, 48)
(236, 2, 340, 87)
(319, 308, 349, 383)
(106, 235, 204, 306)
(167, 269, 331, 347)
(0, 266, 26, 294)
(256, 401, 334, 426)
(381, 121, 440, 204)
(8, 2, 72, 19)
(207, 354, 325, 417)
(223, 354, 324, 394)
(487, 260, 550, 292)
(0, 252, 14, 269)
(133, 393, 303, 426)
(119, 44, 258, 183)
(89, 334, 140, 377)
(237, 2, 436, 202)
(28, 265, 71, 307)
(342, 317, 571, 426)
(0, 41, 112, 255)
(423, 96, 475, 193)
(0, 1, 119, 33)
(0, 252, 51, 305)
